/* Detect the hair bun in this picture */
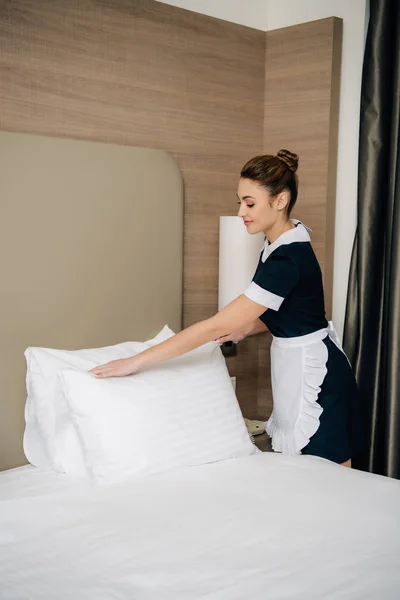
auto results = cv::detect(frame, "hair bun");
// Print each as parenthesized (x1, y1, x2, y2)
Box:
(277, 149, 299, 173)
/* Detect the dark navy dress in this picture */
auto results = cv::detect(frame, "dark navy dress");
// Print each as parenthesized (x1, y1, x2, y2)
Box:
(244, 221, 364, 464)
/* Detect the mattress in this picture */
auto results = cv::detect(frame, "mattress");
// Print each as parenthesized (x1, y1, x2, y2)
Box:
(1, 453, 399, 600)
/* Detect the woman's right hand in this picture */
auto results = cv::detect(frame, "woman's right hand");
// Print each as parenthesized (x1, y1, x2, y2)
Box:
(89, 355, 143, 378)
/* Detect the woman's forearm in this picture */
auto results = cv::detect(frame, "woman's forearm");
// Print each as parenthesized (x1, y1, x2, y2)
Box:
(91, 295, 268, 377)
(136, 296, 267, 371)
(136, 318, 217, 370)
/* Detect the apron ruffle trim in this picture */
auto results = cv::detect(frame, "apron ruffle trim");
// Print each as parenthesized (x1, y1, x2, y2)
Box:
(266, 338, 328, 455)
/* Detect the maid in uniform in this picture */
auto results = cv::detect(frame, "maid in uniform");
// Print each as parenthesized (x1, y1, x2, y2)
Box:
(91, 150, 364, 466)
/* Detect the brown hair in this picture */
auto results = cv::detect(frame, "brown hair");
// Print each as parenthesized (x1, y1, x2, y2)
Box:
(240, 149, 299, 216)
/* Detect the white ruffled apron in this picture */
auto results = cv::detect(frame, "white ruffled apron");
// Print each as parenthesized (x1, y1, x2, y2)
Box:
(266, 322, 345, 455)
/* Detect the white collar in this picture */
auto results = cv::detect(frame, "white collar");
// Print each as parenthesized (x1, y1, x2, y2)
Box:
(261, 219, 311, 262)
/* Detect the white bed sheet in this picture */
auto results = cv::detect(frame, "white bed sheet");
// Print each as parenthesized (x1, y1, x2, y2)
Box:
(1, 453, 399, 600)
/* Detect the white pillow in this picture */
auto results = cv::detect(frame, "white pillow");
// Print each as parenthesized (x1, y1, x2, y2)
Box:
(23, 326, 175, 477)
(59, 342, 257, 483)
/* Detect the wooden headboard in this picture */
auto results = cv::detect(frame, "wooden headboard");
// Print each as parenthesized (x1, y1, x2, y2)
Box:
(0, 132, 183, 470)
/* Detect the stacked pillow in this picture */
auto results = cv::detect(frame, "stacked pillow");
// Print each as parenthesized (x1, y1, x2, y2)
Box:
(24, 326, 257, 483)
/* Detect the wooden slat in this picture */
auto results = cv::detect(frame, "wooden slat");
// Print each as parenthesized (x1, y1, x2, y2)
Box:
(259, 17, 342, 417)
(264, 17, 342, 319)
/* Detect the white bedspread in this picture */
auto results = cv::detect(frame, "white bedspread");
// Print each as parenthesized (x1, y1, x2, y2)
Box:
(1, 453, 399, 600)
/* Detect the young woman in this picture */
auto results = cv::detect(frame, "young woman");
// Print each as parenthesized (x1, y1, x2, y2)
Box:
(91, 150, 364, 466)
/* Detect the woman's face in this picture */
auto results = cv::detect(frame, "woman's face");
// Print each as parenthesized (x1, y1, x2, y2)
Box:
(237, 178, 283, 235)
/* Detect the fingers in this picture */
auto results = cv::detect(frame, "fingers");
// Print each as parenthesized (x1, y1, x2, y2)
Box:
(215, 334, 231, 344)
(215, 333, 242, 344)
(89, 368, 110, 378)
(89, 362, 111, 374)
(89, 358, 137, 378)
(89, 361, 118, 378)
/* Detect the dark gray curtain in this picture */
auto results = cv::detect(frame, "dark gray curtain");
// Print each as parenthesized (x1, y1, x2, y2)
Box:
(343, 0, 400, 478)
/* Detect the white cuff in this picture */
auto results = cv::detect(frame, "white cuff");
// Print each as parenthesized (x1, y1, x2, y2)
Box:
(244, 282, 284, 311)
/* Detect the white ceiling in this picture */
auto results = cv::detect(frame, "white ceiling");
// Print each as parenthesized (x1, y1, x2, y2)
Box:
(154, 0, 268, 30)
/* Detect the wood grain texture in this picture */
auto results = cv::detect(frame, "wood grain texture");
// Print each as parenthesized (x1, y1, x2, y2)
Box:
(0, 1, 340, 431)
(0, 0, 265, 424)
(259, 17, 342, 417)
(264, 17, 342, 318)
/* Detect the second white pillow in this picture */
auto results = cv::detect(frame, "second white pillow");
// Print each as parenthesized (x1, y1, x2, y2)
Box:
(59, 342, 257, 483)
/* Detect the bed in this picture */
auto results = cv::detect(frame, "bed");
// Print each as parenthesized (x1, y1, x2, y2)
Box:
(1, 455, 399, 599)
(0, 132, 399, 600)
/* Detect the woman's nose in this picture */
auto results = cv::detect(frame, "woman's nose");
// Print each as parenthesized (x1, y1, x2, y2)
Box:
(237, 204, 246, 218)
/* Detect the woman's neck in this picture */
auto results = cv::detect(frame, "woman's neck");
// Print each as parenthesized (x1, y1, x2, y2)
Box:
(265, 218, 294, 244)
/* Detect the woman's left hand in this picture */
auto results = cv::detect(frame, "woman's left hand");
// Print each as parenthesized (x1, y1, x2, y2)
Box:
(215, 331, 246, 344)
(89, 356, 141, 378)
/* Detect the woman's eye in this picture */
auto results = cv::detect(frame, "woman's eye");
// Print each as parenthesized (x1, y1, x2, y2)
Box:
(237, 201, 254, 208)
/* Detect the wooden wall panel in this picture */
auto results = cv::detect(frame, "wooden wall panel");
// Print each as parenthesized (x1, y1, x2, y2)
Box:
(0, 1, 341, 452)
(264, 17, 342, 317)
(259, 17, 342, 417)
(0, 0, 265, 431)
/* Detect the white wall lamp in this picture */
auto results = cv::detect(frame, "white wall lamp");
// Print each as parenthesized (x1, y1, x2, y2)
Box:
(218, 216, 264, 357)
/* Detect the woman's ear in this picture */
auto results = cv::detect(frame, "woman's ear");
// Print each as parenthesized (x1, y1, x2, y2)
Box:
(274, 192, 289, 212)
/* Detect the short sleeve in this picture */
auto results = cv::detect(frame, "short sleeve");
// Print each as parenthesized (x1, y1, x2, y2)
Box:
(244, 252, 299, 311)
